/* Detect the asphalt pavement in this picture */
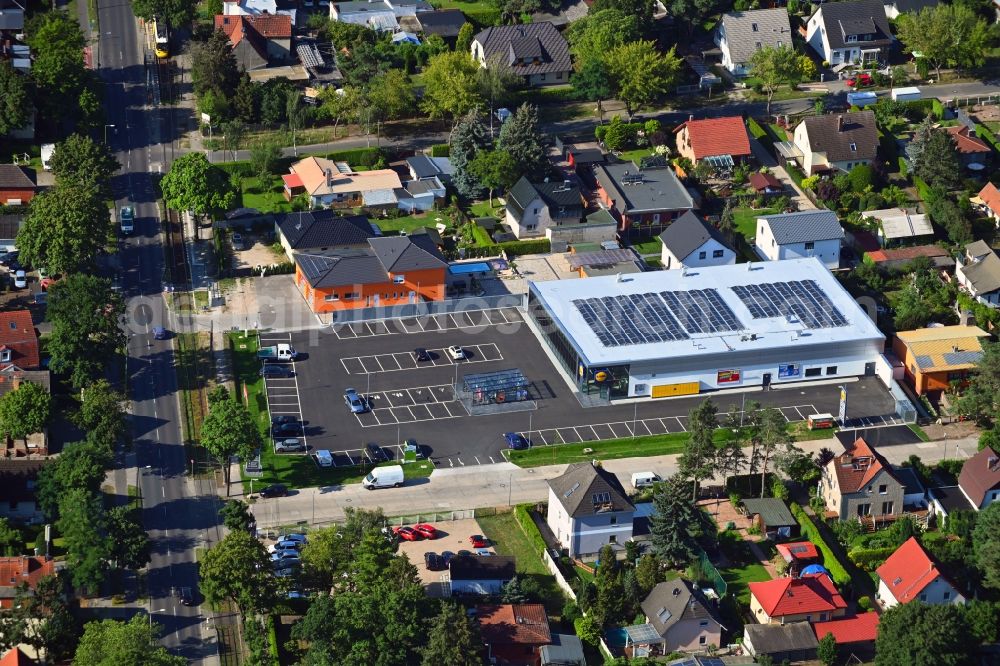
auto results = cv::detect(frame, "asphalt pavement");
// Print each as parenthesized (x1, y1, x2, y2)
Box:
(96, 4, 221, 661)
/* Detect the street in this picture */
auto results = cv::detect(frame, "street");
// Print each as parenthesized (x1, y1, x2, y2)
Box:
(96, 4, 221, 661)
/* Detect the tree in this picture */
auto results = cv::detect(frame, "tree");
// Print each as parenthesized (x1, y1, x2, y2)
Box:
(926, 193, 971, 244)
(666, 0, 717, 36)
(591, 544, 626, 625)
(774, 442, 817, 484)
(450, 111, 491, 199)
(476, 60, 520, 133)
(972, 503, 1000, 590)
(468, 150, 517, 207)
(497, 103, 548, 182)
(896, 4, 991, 82)
(16, 186, 111, 276)
(365, 69, 416, 143)
(874, 603, 974, 666)
(420, 51, 482, 126)
(0, 61, 30, 137)
(572, 58, 614, 122)
(566, 10, 639, 64)
(160, 153, 236, 216)
(199, 529, 276, 616)
(318, 84, 361, 137)
(106, 505, 151, 570)
(635, 553, 664, 594)
(74, 615, 186, 666)
(50, 134, 121, 201)
(190, 29, 240, 102)
(964, 600, 1000, 644)
(45, 274, 125, 388)
(717, 407, 748, 488)
(817, 632, 837, 666)
(11, 574, 78, 662)
(590, 0, 654, 27)
(36, 434, 113, 520)
(220, 499, 255, 533)
(0, 518, 20, 556)
(605, 41, 681, 119)
(0, 381, 51, 447)
(26, 13, 87, 120)
(200, 387, 263, 494)
(57, 488, 108, 593)
(421, 602, 483, 666)
(756, 407, 791, 496)
(748, 45, 801, 116)
(914, 129, 962, 190)
(221, 119, 246, 162)
(959, 340, 1000, 426)
(130, 0, 196, 27)
(680, 399, 718, 500)
(650, 474, 711, 567)
(456, 22, 474, 53)
(76, 379, 128, 447)
(249, 139, 282, 190)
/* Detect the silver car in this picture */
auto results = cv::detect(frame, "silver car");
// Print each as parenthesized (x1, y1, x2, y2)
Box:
(344, 388, 367, 413)
(274, 438, 305, 453)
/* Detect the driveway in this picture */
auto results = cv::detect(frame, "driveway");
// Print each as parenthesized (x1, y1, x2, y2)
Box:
(749, 137, 816, 211)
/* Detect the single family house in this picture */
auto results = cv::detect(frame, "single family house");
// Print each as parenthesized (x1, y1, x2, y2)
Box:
(0, 461, 48, 523)
(754, 210, 844, 269)
(638, 580, 723, 652)
(0, 557, 56, 610)
(658, 211, 735, 270)
(818, 437, 906, 522)
(0, 310, 39, 371)
(892, 325, 989, 396)
(282, 156, 403, 209)
(945, 125, 991, 170)
(412, 8, 466, 37)
(215, 14, 293, 70)
(504, 177, 584, 240)
(805, 0, 894, 66)
(975, 182, 1000, 226)
(476, 604, 551, 666)
(471, 23, 571, 87)
(546, 462, 634, 558)
(0, 165, 34, 206)
(749, 573, 848, 625)
(958, 445, 1000, 510)
(956, 240, 1000, 307)
(593, 162, 694, 237)
(715, 8, 792, 76)
(780, 111, 879, 175)
(877, 537, 965, 608)
(674, 116, 752, 168)
(274, 210, 377, 260)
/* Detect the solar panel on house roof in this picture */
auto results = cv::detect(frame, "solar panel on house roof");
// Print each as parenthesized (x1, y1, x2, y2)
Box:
(732, 279, 847, 329)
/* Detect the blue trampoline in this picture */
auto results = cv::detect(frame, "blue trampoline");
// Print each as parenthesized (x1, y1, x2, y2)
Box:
(801, 564, 831, 576)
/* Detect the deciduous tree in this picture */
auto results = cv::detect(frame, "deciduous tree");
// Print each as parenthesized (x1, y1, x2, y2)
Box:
(57, 488, 109, 593)
(748, 45, 801, 116)
(959, 340, 1000, 426)
(420, 51, 483, 126)
(220, 499, 255, 533)
(468, 150, 516, 206)
(565, 9, 639, 65)
(17, 186, 111, 276)
(972, 503, 1000, 590)
(74, 615, 186, 666)
(0, 381, 51, 447)
(106, 505, 151, 570)
(77, 379, 128, 448)
(572, 58, 614, 122)
(12, 574, 78, 662)
(896, 4, 991, 82)
(199, 386, 263, 494)
(46, 275, 125, 388)
(605, 41, 681, 119)
(36, 434, 113, 520)
(50, 134, 121, 201)
(160, 153, 236, 216)
(874, 602, 973, 666)
(26, 13, 87, 118)
(680, 399, 718, 500)
(650, 474, 711, 567)
(0, 61, 30, 137)
(817, 632, 837, 666)
(199, 529, 275, 616)
(756, 407, 791, 496)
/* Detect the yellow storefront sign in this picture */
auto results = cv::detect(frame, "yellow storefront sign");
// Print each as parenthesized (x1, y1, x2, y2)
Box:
(651, 382, 700, 398)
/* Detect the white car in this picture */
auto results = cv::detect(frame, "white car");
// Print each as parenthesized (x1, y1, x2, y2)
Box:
(13, 270, 26, 289)
(447, 345, 465, 360)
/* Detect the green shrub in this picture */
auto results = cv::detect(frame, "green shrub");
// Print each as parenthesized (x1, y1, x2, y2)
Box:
(912, 176, 934, 202)
(897, 155, 908, 177)
(857, 595, 872, 611)
(323, 147, 383, 166)
(514, 504, 548, 557)
(786, 164, 806, 188)
(454, 238, 551, 259)
(429, 144, 450, 157)
(267, 615, 279, 663)
(976, 123, 1000, 153)
(790, 503, 851, 586)
(848, 546, 897, 570)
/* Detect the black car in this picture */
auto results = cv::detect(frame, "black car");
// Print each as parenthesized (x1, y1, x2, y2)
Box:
(176, 587, 195, 606)
(413, 347, 431, 362)
(260, 484, 288, 498)
(440, 550, 456, 566)
(271, 415, 299, 427)
(424, 552, 445, 571)
(272, 422, 303, 437)
(0, 251, 17, 266)
(262, 365, 294, 378)
(366, 443, 390, 462)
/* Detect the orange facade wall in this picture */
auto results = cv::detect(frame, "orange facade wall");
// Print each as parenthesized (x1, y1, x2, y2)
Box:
(0, 189, 34, 205)
(892, 337, 968, 395)
(295, 266, 446, 314)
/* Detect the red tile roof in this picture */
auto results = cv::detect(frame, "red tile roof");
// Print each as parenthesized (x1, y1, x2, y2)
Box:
(0, 648, 35, 666)
(0, 310, 39, 370)
(979, 182, 1000, 216)
(0, 557, 56, 609)
(214, 13, 291, 42)
(811, 612, 879, 645)
(958, 445, 1000, 507)
(946, 125, 991, 155)
(876, 537, 957, 604)
(827, 437, 895, 494)
(776, 541, 820, 562)
(867, 245, 949, 263)
(676, 117, 752, 160)
(750, 573, 847, 618)
(477, 604, 551, 646)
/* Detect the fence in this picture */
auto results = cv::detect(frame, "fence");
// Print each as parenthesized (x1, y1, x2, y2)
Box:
(327, 293, 526, 324)
(874, 353, 921, 423)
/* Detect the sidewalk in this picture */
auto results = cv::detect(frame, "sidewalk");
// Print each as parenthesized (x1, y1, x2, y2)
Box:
(246, 433, 980, 529)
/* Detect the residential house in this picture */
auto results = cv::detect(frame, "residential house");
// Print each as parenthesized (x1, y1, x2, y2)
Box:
(0, 0, 25, 33)
(593, 162, 694, 237)
(674, 116, 752, 169)
(928, 485, 976, 518)
(447, 555, 515, 595)
(546, 462, 634, 558)
(504, 177, 584, 240)
(330, 0, 430, 31)
(0, 557, 56, 609)
(0, 461, 48, 523)
(476, 604, 551, 666)
(861, 208, 933, 247)
(282, 156, 403, 209)
(405, 155, 453, 183)
(638, 580, 723, 652)
(412, 8, 466, 37)
(741, 497, 798, 539)
(749, 171, 783, 195)
(754, 210, 844, 269)
(0, 165, 34, 206)
(883, 0, 937, 19)
(895, 465, 927, 508)
(956, 240, 1000, 307)
(395, 179, 444, 213)
(0, 648, 36, 666)
(274, 210, 377, 261)
(222, 0, 296, 20)
(0, 310, 39, 371)
(892, 325, 989, 396)
(294, 234, 447, 313)
(818, 437, 906, 522)
(749, 573, 848, 625)
(0, 214, 23, 252)
(742, 623, 819, 662)
(877, 537, 965, 608)
(810, 612, 880, 660)
(562, 142, 605, 172)
(975, 182, 1000, 226)
(780, 111, 879, 175)
(805, 0, 894, 66)
(945, 125, 991, 170)
(958, 445, 1000, 510)
(715, 8, 792, 76)
(776, 541, 821, 575)
(215, 14, 293, 70)
(539, 634, 585, 666)
(658, 210, 735, 270)
(471, 23, 571, 87)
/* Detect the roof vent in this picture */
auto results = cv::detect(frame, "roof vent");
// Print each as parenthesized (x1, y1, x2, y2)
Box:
(672, 587, 681, 596)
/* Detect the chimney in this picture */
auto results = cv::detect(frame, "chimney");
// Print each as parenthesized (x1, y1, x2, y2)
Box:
(952, 345, 959, 353)
(325, 168, 333, 186)
(689, 114, 694, 122)
(837, 115, 844, 132)
(988, 455, 999, 470)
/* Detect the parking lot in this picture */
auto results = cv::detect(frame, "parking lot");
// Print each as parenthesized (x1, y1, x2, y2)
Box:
(331, 307, 524, 339)
(394, 518, 493, 596)
(284, 310, 902, 471)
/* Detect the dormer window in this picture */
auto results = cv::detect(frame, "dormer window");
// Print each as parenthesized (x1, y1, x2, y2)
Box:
(849, 142, 857, 151)
(0, 350, 10, 363)
(846, 34, 858, 42)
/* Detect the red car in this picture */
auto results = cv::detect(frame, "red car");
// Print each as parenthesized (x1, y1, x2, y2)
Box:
(392, 526, 421, 541)
(846, 73, 873, 88)
(469, 534, 488, 548)
(413, 523, 438, 539)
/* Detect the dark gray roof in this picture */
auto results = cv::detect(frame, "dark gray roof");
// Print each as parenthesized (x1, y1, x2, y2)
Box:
(893, 465, 925, 497)
(960, 244, 1000, 295)
(539, 634, 585, 666)
(276, 211, 375, 250)
(368, 234, 447, 273)
(657, 211, 733, 261)
(640, 580, 718, 638)
(594, 163, 694, 215)
(0, 0, 25, 31)
(742, 497, 796, 528)
(812, 0, 893, 50)
(548, 462, 634, 518)
(568, 146, 604, 164)
(415, 8, 466, 36)
(718, 8, 793, 65)
(407, 155, 440, 180)
(506, 177, 583, 221)
(448, 554, 516, 581)
(744, 622, 819, 655)
(0, 459, 49, 504)
(758, 210, 845, 244)
(295, 251, 389, 288)
(473, 22, 571, 76)
(232, 35, 269, 71)
(801, 111, 880, 163)
(887, 0, 937, 12)
(0, 213, 24, 241)
(930, 485, 975, 514)
(0, 165, 34, 190)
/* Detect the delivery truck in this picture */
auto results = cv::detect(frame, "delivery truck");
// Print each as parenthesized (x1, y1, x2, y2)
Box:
(363, 465, 404, 489)
(257, 343, 298, 361)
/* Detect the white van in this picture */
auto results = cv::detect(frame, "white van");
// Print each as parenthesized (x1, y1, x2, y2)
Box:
(363, 465, 404, 489)
(631, 472, 661, 489)
(315, 450, 333, 467)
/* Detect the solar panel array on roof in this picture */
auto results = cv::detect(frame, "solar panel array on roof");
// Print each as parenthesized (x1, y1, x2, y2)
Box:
(731, 280, 848, 329)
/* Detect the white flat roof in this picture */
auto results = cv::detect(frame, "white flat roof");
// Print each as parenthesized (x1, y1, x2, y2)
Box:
(530, 257, 885, 366)
(863, 208, 933, 240)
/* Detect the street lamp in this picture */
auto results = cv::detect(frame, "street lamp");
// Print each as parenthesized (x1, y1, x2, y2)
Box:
(149, 607, 167, 631)
(104, 124, 116, 144)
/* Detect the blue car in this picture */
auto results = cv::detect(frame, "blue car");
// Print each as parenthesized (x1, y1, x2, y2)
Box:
(504, 432, 529, 450)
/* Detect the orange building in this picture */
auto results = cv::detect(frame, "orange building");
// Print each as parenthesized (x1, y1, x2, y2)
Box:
(294, 235, 447, 313)
(892, 325, 990, 395)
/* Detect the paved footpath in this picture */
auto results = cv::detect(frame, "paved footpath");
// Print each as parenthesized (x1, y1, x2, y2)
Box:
(247, 433, 978, 529)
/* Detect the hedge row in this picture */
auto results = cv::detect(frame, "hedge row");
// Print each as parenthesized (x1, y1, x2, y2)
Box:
(790, 503, 852, 586)
(747, 118, 771, 147)
(912, 175, 935, 202)
(848, 545, 897, 571)
(452, 238, 551, 259)
(323, 147, 384, 167)
(786, 163, 806, 189)
(514, 503, 548, 558)
(976, 122, 1000, 153)
(429, 144, 450, 158)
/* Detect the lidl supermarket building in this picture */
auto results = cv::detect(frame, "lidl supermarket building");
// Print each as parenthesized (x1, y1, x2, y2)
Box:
(526, 257, 885, 401)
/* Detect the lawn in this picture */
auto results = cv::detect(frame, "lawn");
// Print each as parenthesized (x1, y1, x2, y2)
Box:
(508, 433, 691, 468)
(619, 148, 653, 164)
(630, 238, 662, 255)
(239, 176, 294, 214)
(733, 206, 777, 240)
(721, 562, 771, 605)
(373, 213, 443, 234)
(477, 512, 566, 610)
(468, 200, 504, 219)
